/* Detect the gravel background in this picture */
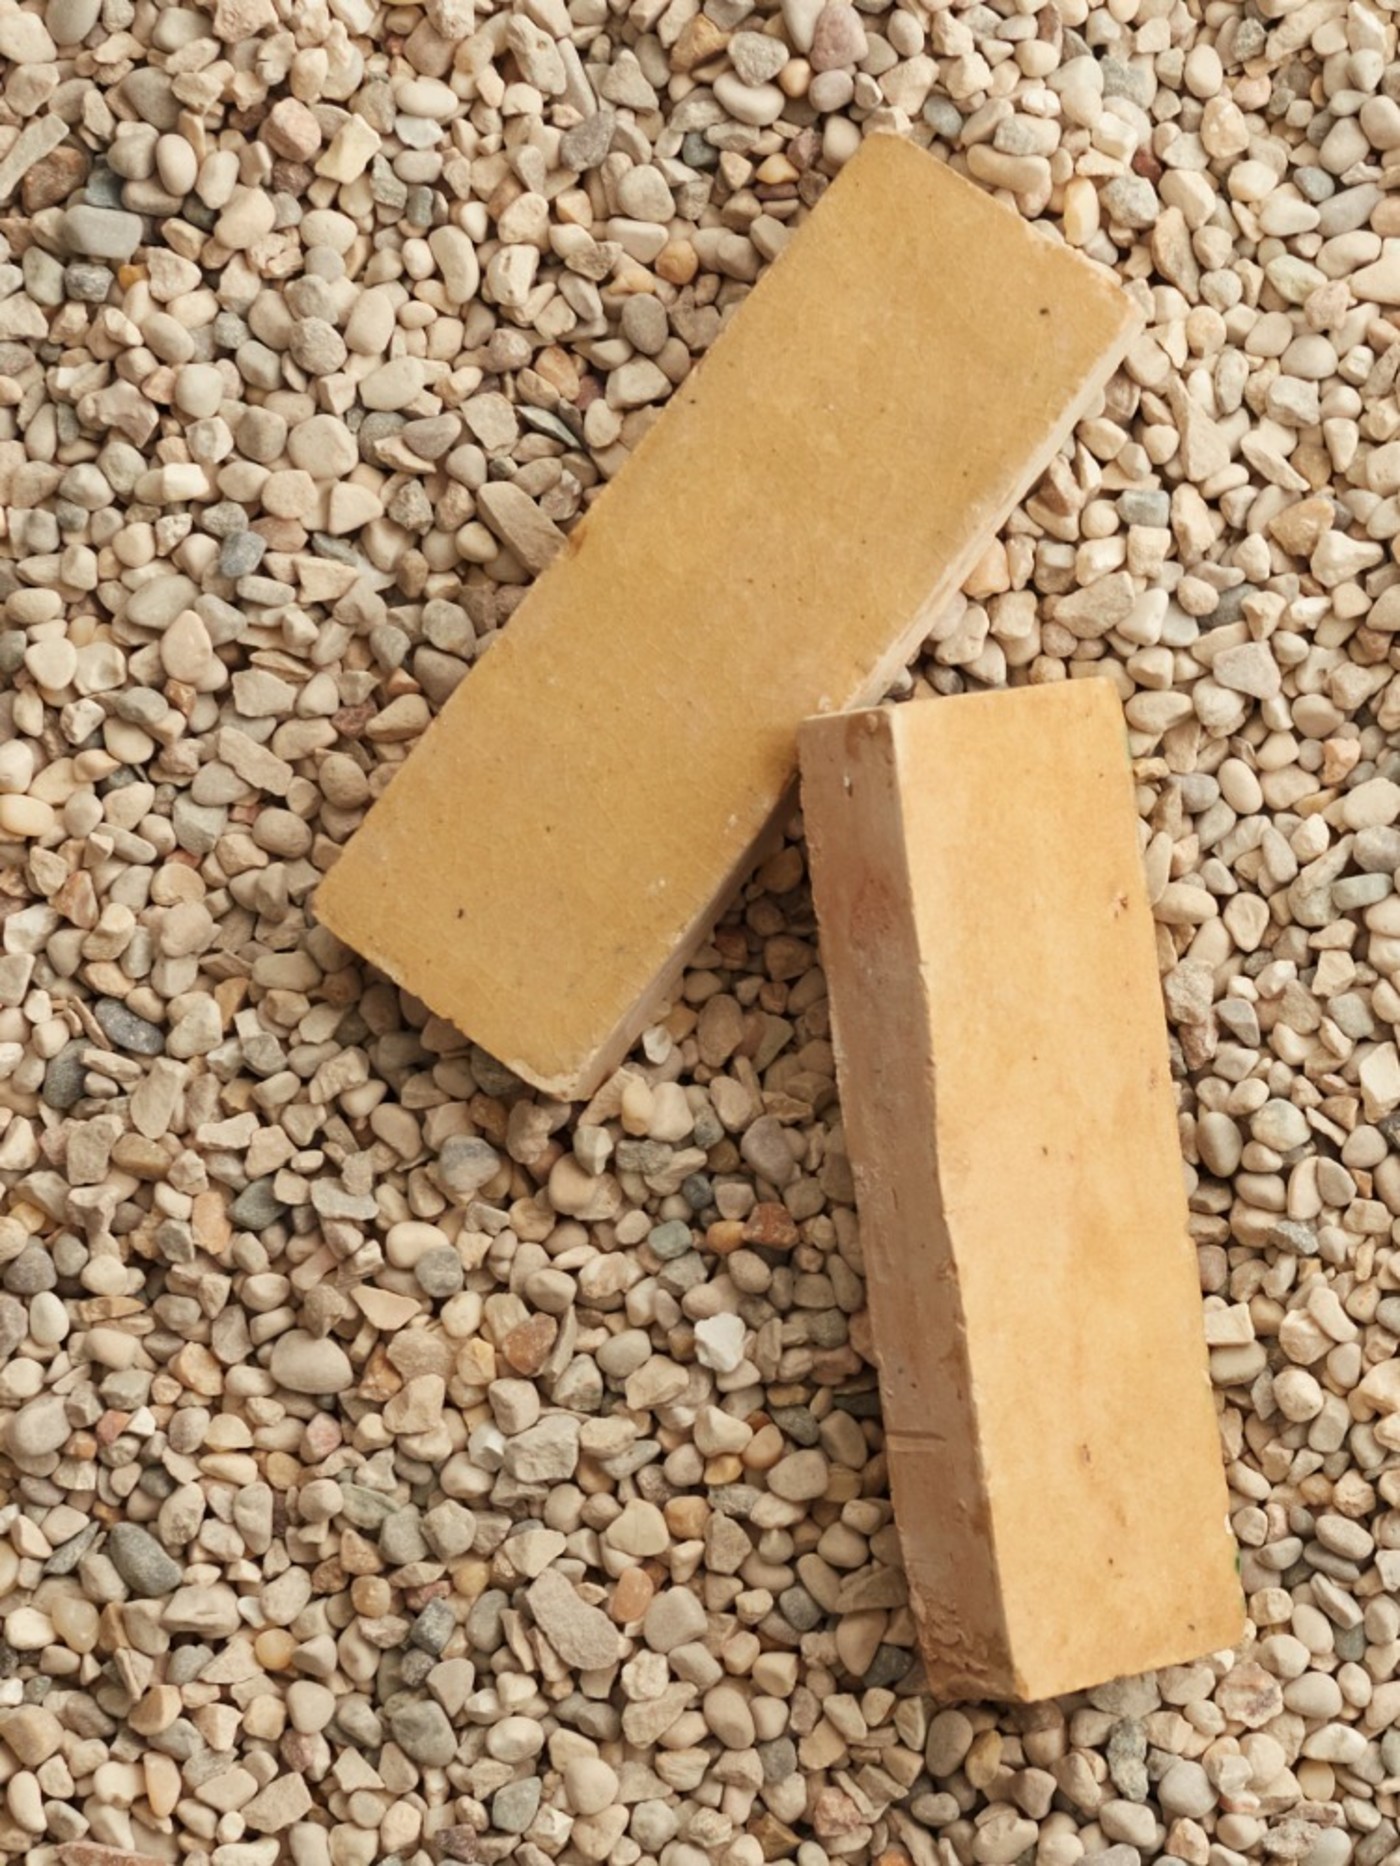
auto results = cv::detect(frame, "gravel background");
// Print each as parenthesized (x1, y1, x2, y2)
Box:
(3, 3, 1400, 1866)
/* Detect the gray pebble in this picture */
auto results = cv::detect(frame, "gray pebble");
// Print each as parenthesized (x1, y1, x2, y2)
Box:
(864, 1644, 913, 1688)
(229, 1180, 286, 1229)
(44, 1521, 101, 1577)
(710, 1484, 763, 1516)
(370, 158, 407, 210)
(648, 1219, 693, 1260)
(414, 1246, 464, 1298)
(492, 1776, 543, 1834)
(758, 1737, 797, 1782)
(437, 1134, 501, 1200)
(42, 1041, 90, 1110)
(1107, 1719, 1149, 1801)
(93, 997, 164, 1055)
(1268, 1218, 1320, 1256)
(201, 501, 249, 539)
(1296, 163, 1335, 202)
(410, 1599, 455, 1655)
(467, 1590, 507, 1653)
(730, 29, 791, 84)
(691, 1106, 724, 1150)
(779, 1586, 822, 1631)
(63, 204, 144, 260)
(116, 67, 181, 129)
(560, 107, 616, 171)
(681, 1173, 713, 1210)
(1100, 174, 1159, 230)
(399, 1649, 435, 1689)
(106, 1524, 183, 1596)
(340, 1485, 397, 1531)
(770, 1405, 820, 1446)
(1117, 489, 1169, 527)
(4, 1247, 56, 1296)
(82, 167, 126, 209)
(388, 1698, 457, 1767)
(923, 96, 963, 139)
(1100, 57, 1152, 104)
(404, 185, 435, 229)
(615, 1138, 673, 1174)
(165, 1646, 213, 1687)
(63, 263, 113, 302)
(220, 530, 267, 578)
(470, 1046, 526, 1097)
(380, 1509, 428, 1566)
(47, 0, 102, 40)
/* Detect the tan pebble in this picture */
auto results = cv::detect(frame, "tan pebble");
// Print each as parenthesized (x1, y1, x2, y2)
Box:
(610, 1567, 655, 1623)
(0, 795, 55, 838)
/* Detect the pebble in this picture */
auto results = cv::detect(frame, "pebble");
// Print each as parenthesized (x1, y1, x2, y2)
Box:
(527, 1569, 622, 1670)
(388, 1699, 457, 1767)
(92, 998, 165, 1055)
(62, 205, 144, 259)
(105, 1525, 182, 1596)
(6, 1395, 69, 1461)
(268, 1331, 354, 1395)
(810, 2, 867, 70)
(437, 1134, 502, 1199)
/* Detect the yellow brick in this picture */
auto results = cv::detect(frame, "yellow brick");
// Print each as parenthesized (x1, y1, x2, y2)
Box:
(317, 136, 1138, 1098)
(799, 682, 1243, 1701)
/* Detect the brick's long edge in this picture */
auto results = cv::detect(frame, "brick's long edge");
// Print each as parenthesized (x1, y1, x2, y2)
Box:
(799, 709, 1017, 1700)
(318, 138, 1142, 1101)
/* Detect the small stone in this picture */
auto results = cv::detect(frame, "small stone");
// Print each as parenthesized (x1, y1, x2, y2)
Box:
(269, 1331, 353, 1395)
(6, 1394, 70, 1461)
(695, 1311, 747, 1373)
(1159, 1760, 1215, 1820)
(63, 204, 143, 259)
(561, 108, 616, 171)
(1214, 1660, 1284, 1728)
(740, 1115, 797, 1186)
(492, 1776, 543, 1834)
(527, 1569, 623, 1670)
(93, 997, 165, 1055)
(242, 1773, 313, 1833)
(644, 1587, 708, 1652)
(0, 1706, 63, 1767)
(809, 2, 867, 70)
(1213, 641, 1280, 698)
(0, 5, 55, 59)
(563, 1757, 619, 1816)
(429, 224, 480, 303)
(1100, 174, 1159, 229)
(106, 1525, 182, 1596)
(475, 481, 567, 575)
(415, 1247, 464, 1298)
(42, 1041, 90, 1111)
(230, 1180, 286, 1229)
(768, 1447, 829, 1501)
(160, 610, 213, 684)
(389, 1699, 458, 1767)
(437, 1135, 501, 1200)
(730, 30, 789, 83)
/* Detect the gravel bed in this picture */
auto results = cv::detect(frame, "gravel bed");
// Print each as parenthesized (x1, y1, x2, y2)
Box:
(2, 3, 1400, 1866)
